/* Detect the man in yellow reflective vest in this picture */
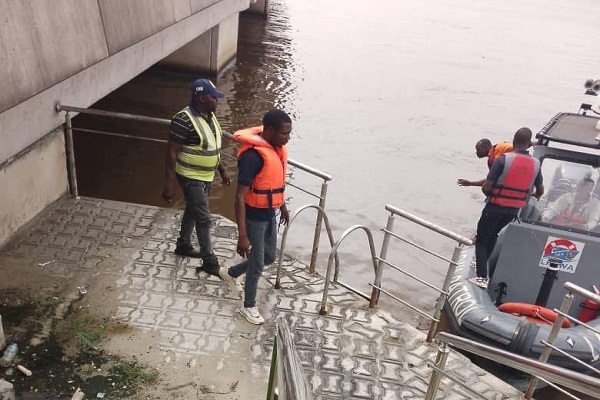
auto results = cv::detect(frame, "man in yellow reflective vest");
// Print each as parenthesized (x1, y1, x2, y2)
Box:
(162, 79, 231, 276)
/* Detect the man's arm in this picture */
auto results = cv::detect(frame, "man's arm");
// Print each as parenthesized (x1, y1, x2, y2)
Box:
(532, 165, 544, 200)
(584, 200, 600, 230)
(481, 155, 505, 196)
(541, 193, 567, 222)
(217, 162, 231, 186)
(162, 141, 182, 203)
(234, 185, 251, 257)
(481, 179, 494, 196)
(457, 178, 486, 187)
(533, 183, 544, 200)
(279, 203, 289, 226)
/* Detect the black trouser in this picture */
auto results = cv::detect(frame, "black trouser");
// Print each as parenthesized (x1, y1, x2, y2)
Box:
(176, 175, 214, 261)
(475, 210, 515, 278)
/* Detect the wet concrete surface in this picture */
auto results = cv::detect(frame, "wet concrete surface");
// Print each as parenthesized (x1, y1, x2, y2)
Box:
(0, 196, 524, 399)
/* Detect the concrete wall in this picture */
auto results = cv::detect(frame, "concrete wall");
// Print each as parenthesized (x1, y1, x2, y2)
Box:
(160, 13, 239, 74)
(0, 0, 250, 165)
(214, 13, 241, 70)
(246, 0, 269, 16)
(0, 130, 68, 247)
(0, 0, 251, 247)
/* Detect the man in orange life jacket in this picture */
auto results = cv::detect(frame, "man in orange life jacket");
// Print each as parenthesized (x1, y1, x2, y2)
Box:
(219, 109, 292, 325)
(457, 139, 513, 187)
(469, 128, 544, 289)
(541, 177, 600, 231)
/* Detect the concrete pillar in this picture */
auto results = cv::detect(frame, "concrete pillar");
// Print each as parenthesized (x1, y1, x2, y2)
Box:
(246, 0, 269, 17)
(159, 13, 239, 75)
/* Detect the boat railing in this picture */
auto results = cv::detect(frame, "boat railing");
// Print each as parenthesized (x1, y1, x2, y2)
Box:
(426, 331, 600, 400)
(523, 281, 600, 399)
(369, 204, 473, 342)
(54, 102, 332, 273)
(266, 317, 313, 400)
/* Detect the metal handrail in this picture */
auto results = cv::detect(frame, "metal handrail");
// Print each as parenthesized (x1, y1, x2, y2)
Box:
(565, 281, 600, 303)
(385, 205, 473, 246)
(55, 102, 332, 181)
(266, 318, 313, 400)
(55, 102, 332, 272)
(426, 332, 600, 400)
(318, 225, 378, 315)
(274, 205, 338, 289)
(524, 281, 600, 398)
(427, 364, 487, 400)
(369, 283, 437, 322)
(371, 205, 469, 342)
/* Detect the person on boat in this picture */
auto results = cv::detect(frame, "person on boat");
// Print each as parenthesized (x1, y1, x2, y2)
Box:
(457, 139, 513, 187)
(469, 128, 544, 289)
(540, 177, 600, 231)
(219, 109, 292, 325)
(161, 79, 231, 276)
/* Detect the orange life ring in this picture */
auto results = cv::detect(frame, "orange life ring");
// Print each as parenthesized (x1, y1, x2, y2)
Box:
(498, 302, 571, 328)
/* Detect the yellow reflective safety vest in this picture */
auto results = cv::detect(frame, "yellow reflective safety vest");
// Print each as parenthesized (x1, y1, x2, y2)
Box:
(175, 108, 222, 181)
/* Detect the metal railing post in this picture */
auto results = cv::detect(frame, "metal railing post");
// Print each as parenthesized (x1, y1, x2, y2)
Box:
(524, 291, 575, 399)
(425, 342, 449, 400)
(266, 334, 278, 400)
(308, 180, 328, 274)
(427, 244, 463, 342)
(64, 111, 79, 197)
(369, 213, 395, 308)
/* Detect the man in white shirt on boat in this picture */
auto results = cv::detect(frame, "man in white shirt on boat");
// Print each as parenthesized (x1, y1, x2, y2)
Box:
(540, 177, 600, 231)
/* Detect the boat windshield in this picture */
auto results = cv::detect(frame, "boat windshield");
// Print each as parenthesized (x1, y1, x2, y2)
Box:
(521, 158, 600, 235)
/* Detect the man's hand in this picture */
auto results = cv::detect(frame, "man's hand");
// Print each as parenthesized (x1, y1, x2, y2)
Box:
(237, 236, 252, 258)
(279, 204, 290, 226)
(163, 141, 181, 205)
(162, 183, 174, 204)
(220, 170, 232, 186)
(457, 179, 472, 187)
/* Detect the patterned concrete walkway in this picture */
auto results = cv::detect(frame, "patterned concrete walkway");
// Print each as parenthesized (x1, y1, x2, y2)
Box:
(1, 197, 523, 399)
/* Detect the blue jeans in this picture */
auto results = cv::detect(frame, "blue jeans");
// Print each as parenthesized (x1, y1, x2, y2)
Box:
(229, 217, 277, 308)
(176, 174, 215, 261)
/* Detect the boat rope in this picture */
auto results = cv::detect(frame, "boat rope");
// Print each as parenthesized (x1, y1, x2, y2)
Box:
(532, 308, 555, 325)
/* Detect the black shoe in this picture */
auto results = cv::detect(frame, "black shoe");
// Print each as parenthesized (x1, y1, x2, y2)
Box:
(196, 257, 220, 277)
(174, 245, 202, 258)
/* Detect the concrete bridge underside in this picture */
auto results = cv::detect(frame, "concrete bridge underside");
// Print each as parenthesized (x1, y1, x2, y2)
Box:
(0, 0, 267, 247)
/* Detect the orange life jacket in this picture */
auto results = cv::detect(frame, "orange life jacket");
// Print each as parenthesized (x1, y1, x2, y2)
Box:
(487, 142, 513, 169)
(234, 126, 288, 209)
(489, 152, 539, 208)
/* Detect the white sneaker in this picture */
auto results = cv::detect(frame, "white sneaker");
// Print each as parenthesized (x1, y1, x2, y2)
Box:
(219, 267, 243, 293)
(469, 277, 489, 289)
(238, 306, 265, 325)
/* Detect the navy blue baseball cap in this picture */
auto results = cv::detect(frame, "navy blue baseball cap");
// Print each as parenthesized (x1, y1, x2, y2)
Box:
(190, 79, 225, 98)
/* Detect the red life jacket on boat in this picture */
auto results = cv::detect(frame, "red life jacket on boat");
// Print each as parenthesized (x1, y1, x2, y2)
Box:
(234, 126, 288, 209)
(488, 152, 540, 208)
